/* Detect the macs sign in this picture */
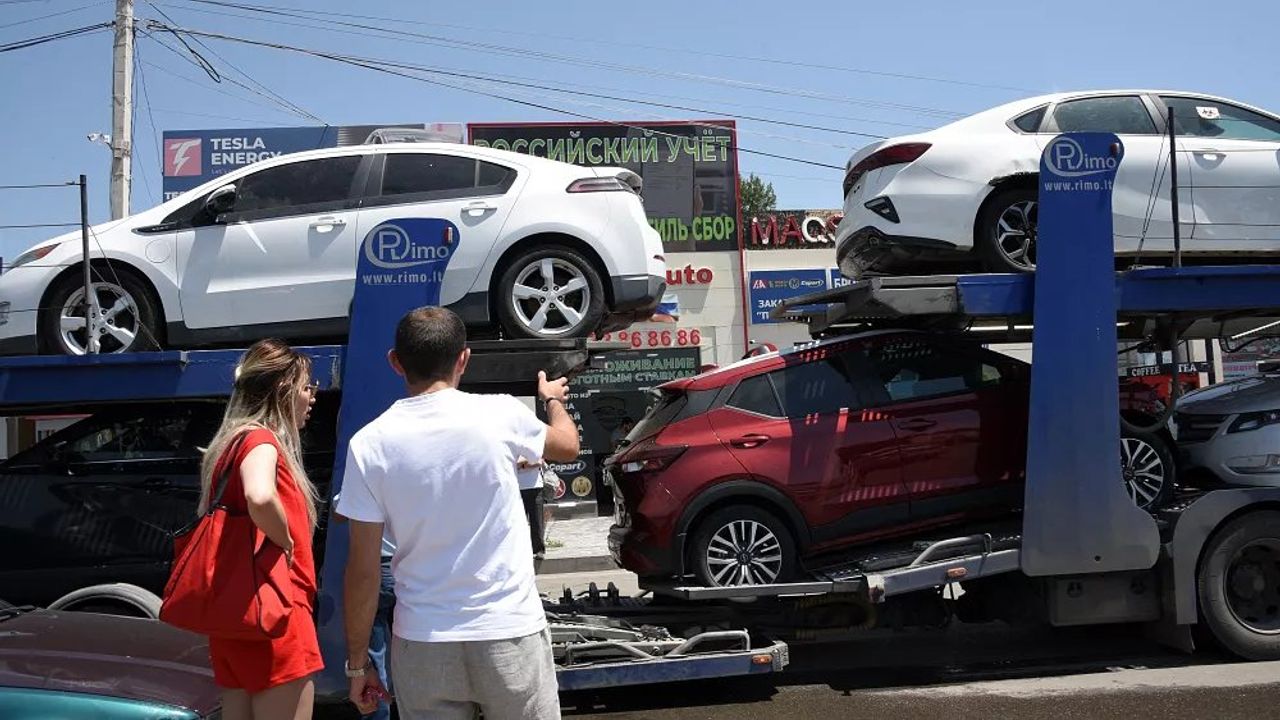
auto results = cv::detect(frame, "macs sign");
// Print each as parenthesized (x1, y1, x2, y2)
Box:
(747, 210, 842, 249)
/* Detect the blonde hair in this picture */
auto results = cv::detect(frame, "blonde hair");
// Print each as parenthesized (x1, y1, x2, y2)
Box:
(198, 338, 318, 526)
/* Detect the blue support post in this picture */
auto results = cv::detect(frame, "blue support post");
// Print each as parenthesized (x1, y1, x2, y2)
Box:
(313, 218, 459, 696)
(1021, 133, 1160, 576)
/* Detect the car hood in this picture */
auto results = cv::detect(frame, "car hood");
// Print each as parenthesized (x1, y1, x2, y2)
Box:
(0, 609, 218, 715)
(16, 218, 132, 257)
(1177, 374, 1280, 414)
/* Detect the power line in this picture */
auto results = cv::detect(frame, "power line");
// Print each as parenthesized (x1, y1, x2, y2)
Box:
(0, 222, 81, 228)
(152, 23, 847, 170)
(154, 0, 966, 120)
(132, 42, 161, 207)
(0, 0, 103, 30)
(141, 29, 324, 122)
(138, 57, 306, 119)
(0, 182, 78, 189)
(140, 0, 324, 124)
(0, 21, 113, 53)
(149, 106, 292, 124)
(170, 0, 1033, 94)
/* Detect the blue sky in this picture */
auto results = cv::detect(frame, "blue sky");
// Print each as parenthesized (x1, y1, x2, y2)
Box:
(1, 0, 1276, 261)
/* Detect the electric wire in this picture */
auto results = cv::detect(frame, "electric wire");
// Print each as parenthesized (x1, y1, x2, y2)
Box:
(0, 0, 103, 30)
(0, 183, 78, 189)
(0, 21, 112, 53)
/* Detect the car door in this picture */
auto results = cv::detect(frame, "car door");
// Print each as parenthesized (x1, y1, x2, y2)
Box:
(711, 343, 908, 551)
(0, 405, 205, 605)
(1040, 94, 1194, 251)
(1158, 95, 1280, 248)
(174, 153, 368, 332)
(356, 151, 520, 308)
(857, 335, 1024, 527)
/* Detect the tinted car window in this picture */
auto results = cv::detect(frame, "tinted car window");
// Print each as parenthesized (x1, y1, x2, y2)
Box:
(772, 357, 859, 417)
(1161, 96, 1280, 142)
(865, 339, 987, 403)
(727, 374, 781, 417)
(12, 407, 203, 465)
(379, 154, 515, 201)
(1013, 106, 1047, 133)
(1052, 96, 1156, 135)
(233, 155, 362, 215)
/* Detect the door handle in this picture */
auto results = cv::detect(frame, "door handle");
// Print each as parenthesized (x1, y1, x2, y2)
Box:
(1193, 149, 1223, 160)
(730, 433, 771, 449)
(462, 201, 496, 216)
(897, 419, 937, 432)
(309, 216, 347, 231)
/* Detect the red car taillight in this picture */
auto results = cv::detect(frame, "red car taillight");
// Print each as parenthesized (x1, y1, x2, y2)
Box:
(620, 444, 688, 475)
(842, 142, 932, 198)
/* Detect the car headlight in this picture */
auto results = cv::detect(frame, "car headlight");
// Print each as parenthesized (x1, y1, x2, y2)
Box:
(8, 244, 58, 270)
(1227, 409, 1280, 434)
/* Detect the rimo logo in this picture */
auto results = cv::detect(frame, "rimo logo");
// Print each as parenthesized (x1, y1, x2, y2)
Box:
(1045, 136, 1118, 178)
(364, 223, 452, 269)
(164, 138, 202, 177)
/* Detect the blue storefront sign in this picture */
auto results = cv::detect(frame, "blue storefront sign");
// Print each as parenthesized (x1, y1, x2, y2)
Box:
(160, 123, 465, 200)
(828, 268, 850, 290)
(748, 269, 828, 324)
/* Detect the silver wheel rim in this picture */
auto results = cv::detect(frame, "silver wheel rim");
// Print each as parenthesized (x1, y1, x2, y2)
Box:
(994, 200, 1038, 270)
(59, 282, 140, 355)
(510, 258, 591, 336)
(1121, 437, 1166, 509)
(706, 519, 783, 587)
(1225, 539, 1280, 634)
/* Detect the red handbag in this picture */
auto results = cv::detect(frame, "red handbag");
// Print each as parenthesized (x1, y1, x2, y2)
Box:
(160, 434, 294, 640)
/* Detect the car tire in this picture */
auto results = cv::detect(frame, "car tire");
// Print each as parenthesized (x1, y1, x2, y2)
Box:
(976, 186, 1038, 273)
(1120, 429, 1175, 510)
(690, 505, 799, 588)
(38, 267, 162, 355)
(495, 245, 605, 339)
(47, 583, 162, 619)
(1196, 511, 1280, 660)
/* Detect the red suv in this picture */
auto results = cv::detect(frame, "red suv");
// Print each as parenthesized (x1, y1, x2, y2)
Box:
(605, 330, 1174, 587)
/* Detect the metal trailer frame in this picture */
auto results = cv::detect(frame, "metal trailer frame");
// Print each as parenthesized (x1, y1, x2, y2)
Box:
(637, 134, 1280, 656)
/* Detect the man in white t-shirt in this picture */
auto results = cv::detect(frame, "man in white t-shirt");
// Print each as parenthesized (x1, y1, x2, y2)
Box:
(338, 307, 579, 720)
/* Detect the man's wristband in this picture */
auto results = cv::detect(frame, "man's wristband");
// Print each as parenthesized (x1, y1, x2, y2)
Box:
(344, 657, 371, 678)
(543, 397, 564, 410)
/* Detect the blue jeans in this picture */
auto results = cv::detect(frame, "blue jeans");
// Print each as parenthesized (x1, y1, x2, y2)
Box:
(365, 559, 396, 719)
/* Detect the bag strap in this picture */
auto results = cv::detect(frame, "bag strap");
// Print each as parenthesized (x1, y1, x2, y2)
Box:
(206, 432, 250, 514)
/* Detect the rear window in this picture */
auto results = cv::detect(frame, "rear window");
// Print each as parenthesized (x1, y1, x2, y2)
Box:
(1012, 106, 1047, 133)
(727, 375, 781, 417)
(626, 390, 689, 444)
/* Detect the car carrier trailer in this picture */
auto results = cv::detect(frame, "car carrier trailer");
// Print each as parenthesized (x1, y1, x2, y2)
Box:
(3, 131, 1280, 699)
(625, 132, 1280, 662)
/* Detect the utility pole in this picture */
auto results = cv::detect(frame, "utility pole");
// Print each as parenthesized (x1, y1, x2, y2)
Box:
(109, 0, 134, 220)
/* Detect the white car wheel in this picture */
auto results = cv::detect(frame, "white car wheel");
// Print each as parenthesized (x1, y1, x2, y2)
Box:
(39, 270, 161, 355)
(496, 246, 605, 339)
(977, 187, 1039, 273)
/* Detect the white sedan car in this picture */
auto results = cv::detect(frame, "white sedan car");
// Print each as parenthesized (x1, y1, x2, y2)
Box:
(0, 144, 666, 355)
(836, 90, 1280, 277)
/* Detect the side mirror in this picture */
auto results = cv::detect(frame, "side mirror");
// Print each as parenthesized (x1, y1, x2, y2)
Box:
(205, 184, 237, 217)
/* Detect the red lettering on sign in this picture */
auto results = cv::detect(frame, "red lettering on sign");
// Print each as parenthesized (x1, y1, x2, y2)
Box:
(665, 265, 715, 285)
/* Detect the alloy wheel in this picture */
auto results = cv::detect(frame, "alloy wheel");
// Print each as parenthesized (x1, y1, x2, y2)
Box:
(1121, 436, 1167, 509)
(510, 258, 592, 336)
(995, 200, 1038, 270)
(59, 281, 140, 355)
(705, 519, 784, 586)
(1224, 539, 1280, 634)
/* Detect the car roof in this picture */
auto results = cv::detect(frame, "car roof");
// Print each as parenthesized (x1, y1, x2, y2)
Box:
(952, 89, 1278, 129)
(0, 609, 219, 714)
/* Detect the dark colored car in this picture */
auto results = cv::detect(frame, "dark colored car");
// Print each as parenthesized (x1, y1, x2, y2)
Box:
(605, 330, 1175, 587)
(0, 602, 219, 718)
(0, 396, 337, 612)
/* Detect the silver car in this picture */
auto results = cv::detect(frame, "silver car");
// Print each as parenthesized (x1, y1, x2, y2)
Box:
(1175, 373, 1280, 485)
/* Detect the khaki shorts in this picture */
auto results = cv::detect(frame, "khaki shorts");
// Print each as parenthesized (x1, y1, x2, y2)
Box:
(389, 628, 560, 720)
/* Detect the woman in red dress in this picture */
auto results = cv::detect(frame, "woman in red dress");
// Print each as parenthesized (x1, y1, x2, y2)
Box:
(198, 339, 324, 720)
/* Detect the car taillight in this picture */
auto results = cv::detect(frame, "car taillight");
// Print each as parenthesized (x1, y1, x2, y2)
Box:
(842, 142, 931, 197)
(620, 444, 688, 474)
(567, 177, 633, 193)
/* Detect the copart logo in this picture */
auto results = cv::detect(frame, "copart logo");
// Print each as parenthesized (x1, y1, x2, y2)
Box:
(1045, 137, 1117, 178)
(364, 223, 452, 269)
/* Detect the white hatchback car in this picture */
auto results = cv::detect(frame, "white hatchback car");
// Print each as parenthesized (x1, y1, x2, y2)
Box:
(0, 143, 667, 355)
(835, 90, 1280, 278)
